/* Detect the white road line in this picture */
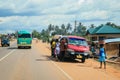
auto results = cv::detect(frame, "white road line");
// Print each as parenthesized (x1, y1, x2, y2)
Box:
(51, 61, 73, 80)
(0, 50, 15, 62)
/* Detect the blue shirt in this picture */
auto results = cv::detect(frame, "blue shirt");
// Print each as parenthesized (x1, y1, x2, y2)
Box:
(99, 48, 105, 57)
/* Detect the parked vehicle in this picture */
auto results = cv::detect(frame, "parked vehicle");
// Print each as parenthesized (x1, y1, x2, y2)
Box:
(59, 36, 90, 63)
(1, 35, 10, 47)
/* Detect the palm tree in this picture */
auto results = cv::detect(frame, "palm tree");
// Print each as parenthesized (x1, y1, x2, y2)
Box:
(61, 24, 66, 35)
(48, 24, 53, 33)
(76, 22, 87, 36)
(106, 22, 120, 29)
(54, 25, 60, 34)
(48, 24, 52, 30)
(32, 30, 40, 38)
(77, 22, 82, 34)
(90, 24, 96, 28)
(66, 23, 72, 34)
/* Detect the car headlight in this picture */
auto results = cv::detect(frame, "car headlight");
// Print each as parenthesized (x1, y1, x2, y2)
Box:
(84, 53, 88, 56)
(84, 51, 90, 55)
(71, 52, 75, 54)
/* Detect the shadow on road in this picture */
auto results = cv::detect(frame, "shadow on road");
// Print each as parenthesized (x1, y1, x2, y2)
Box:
(7, 47, 31, 50)
(36, 55, 51, 61)
(36, 58, 50, 61)
(7, 47, 18, 49)
(36, 55, 55, 62)
(93, 67, 101, 69)
(60, 58, 80, 63)
(36, 55, 80, 63)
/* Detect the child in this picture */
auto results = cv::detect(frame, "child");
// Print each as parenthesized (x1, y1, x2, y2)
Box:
(55, 39, 60, 61)
(99, 44, 107, 69)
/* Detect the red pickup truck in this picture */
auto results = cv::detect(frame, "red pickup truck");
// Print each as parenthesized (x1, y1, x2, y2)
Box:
(59, 36, 90, 63)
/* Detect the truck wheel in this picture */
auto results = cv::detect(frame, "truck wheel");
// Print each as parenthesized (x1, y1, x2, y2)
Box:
(81, 56, 85, 63)
(29, 46, 31, 49)
(18, 46, 20, 49)
(8, 44, 10, 46)
(1, 44, 3, 47)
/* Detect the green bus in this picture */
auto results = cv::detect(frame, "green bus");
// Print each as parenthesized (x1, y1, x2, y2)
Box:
(17, 30, 32, 49)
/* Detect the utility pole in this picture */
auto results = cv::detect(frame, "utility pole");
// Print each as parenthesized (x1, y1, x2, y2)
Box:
(74, 20, 77, 35)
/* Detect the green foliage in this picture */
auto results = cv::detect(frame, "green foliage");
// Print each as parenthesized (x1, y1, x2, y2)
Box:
(106, 22, 120, 29)
(32, 21, 120, 43)
(32, 30, 41, 39)
(75, 22, 87, 36)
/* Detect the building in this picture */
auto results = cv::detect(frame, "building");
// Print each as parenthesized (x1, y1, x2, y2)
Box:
(87, 25, 120, 56)
(104, 38, 120, 56)
(87, 25, 120, 41)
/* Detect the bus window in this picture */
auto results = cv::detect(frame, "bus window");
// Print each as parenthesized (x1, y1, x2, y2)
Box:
(18, 34, 31, 38)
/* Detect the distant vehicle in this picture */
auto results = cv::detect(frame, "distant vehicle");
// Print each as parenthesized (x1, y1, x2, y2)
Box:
(1, 35, 10, 47)
(17, 30, 32, 49)
(59, 36, 90, 63)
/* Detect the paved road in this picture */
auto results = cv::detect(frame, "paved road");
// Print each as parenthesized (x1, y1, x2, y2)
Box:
(0, 41, 120, 80)
(0, 42, 71, 80)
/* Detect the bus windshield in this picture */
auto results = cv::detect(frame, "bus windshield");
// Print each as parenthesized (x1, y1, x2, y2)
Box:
(18, 34, 31, 38)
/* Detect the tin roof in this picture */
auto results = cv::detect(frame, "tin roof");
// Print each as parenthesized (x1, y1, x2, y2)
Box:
(88, 25, 120, 34)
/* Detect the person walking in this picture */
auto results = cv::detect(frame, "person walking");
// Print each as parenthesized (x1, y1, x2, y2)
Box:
(99, 44, 107, 69)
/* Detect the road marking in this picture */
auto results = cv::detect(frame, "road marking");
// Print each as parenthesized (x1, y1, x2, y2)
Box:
(0, 50, 15, 62)
(51, 61, 73, 80)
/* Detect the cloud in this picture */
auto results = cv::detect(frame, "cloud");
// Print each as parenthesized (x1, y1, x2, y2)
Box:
(0, 0, 120, 33)
(80, 10, 109, 20)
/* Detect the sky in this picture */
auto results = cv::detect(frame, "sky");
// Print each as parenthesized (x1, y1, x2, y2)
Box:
(0, 0, 120, 33)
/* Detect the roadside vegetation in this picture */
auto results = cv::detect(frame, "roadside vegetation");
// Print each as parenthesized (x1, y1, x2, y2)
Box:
(32, 22, 120, 42)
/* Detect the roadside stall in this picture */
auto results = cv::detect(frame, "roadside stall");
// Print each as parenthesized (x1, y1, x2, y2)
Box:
(104, 38, 120, 57)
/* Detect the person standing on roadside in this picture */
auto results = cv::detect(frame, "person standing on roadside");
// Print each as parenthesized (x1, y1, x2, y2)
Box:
(50, 39, 56, 57)
(55, 39, 60, 61)
(59, 38, 68, 61)
(99, 44, 107, 69)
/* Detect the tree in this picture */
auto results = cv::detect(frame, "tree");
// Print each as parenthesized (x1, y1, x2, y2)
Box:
(40, 29, 49, 42)
(54, 25, 61, 35)
(106, 22, 120, 29)
(61, 24, 66, 35)
(76, 22, 87, 36)
(32, 30, 41, 39)
(48, 24, 52, 33)
(76, 22, 82, 34)
(106, 22, 112, 26)
(90, 24, 96, 28)
(66, 23, 72, 34)
(99, 24, 104, 27)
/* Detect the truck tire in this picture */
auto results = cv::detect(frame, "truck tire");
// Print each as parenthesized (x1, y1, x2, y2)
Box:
(1, 44, 3, 47)
(18, 46, 20, 49)
(29, 46, 31, 49)
(8, 44, 10, 46)
(81, 56, 85, 63)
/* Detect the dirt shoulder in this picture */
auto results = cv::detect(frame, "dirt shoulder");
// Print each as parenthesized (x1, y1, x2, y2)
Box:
(34, 40, 120, 80)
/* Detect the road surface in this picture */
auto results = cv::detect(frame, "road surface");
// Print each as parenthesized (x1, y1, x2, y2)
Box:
(0, 41, 71, 80)
(0, 40, 120, 80)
